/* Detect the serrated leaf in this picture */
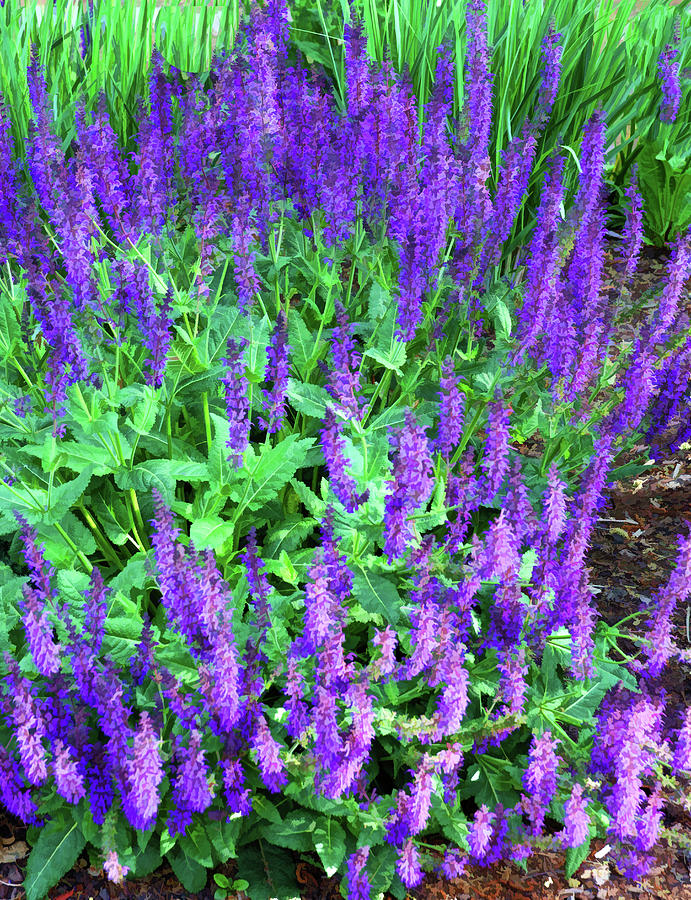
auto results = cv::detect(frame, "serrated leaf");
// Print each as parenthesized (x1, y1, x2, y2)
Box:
(352, 566, 402, 625)
(285, 378, 330, 418)
(115, 459, 208, 505)
(289, 478, 326, 518)
(313, 818, 346, 877)
(263, 515, 316, 558)
(237, 436, 315, 512)
(287, 310, 314, 378)
(237, 842, 300, 900)
(24, 818, 86, 900)
(565, 837, 591, 879)
(189, 516, 235, 552)
(167, 848, 207, 893)
(262, 810, 316, 853)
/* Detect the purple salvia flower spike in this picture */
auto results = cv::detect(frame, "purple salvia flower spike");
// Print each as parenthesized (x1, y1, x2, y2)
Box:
(658, 23, 681, 123)
(221, 336, 251, 465)
(562, 783, 590, 848)
(260, 310, 290, 434)
(347, 845, 371, 900)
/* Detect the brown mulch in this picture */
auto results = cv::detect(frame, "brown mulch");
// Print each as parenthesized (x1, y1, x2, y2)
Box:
(2, 246, 691, 900)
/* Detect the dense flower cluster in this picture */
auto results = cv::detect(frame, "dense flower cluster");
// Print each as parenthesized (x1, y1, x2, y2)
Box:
(0, 0, 688, 896)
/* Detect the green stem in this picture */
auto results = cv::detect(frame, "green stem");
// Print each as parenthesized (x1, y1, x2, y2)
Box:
(129, 488, 150, 551)
(202, 391, 212, 456)
(54, 522, 93, 573)
(77, 502, 125, 571)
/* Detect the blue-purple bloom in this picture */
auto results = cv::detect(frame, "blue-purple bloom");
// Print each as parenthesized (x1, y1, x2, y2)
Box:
(220, 336, 251, 465)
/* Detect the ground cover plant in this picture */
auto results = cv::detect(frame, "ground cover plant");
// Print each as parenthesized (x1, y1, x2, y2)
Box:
(0, 1, 689, 899)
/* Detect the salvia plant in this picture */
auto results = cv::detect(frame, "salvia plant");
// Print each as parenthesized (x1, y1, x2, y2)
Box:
(0, 1, 689, 898)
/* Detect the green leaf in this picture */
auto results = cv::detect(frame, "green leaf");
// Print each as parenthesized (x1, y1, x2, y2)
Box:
(235, 436, 314, 512)
(179, 823, 215, 868)
(352, 566, 402, 625)
(131, 844, 163, 878)
(205, 817, 240, 864)
(565, 837, 591, 879)
(252, 795, 282, 825)
(263, 515, 316, 558)
(237, 842, 300, 900)
(313, 818, 346, 878)
(262, 810, 316, 853)
(44, 467, 95, 524)
(24, 817, 86, 900)
(115, 459, 209, 505)
(167, 847, 208, 893)
(287, 310, 315, 378)
(189, 516, 235, 553)
(285, 378, 330, 418)
(289, 478, 326, 518)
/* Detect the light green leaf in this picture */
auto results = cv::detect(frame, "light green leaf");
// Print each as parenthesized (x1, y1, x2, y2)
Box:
(237, 842, 300, 900)
(262, 810, 316, 853)
(352, 566, 402, 625)
(286, 378, 331, 418)
(189, 516, 235, 553)
(115, 459, 208, 505)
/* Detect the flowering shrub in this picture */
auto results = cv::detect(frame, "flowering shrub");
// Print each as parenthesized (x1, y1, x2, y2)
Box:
(0, 2, 689, 898)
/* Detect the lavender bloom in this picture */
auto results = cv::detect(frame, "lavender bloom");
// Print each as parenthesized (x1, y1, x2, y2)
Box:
(658, 30, 681, 123)
(563, 783, 590, 848)
(536, 21, 563, 121)
(320, 406, 369, 513)
(103, 850, 129, 885)
(143, 286, 173, 388)
(636, 783, 664, 852)
(648, 229, 691, 348)
(52, 740, 85, 804)
(515, 155, 566, 363)
(122, 711, 164, 831)
(168, 731, 214, 837)
(229, 205, 262, 311)
(673, 708, 691, 772)
(543, 462, 567, 545)
(497, 645, 527, 716)
(638, 526, 691, 677)
(220, 336, 250, 465)
(370, 625, 398, 680)
(221, 757, 252, 816)
(397, 839, 424, 889)
(19, 585, 61, 677)
(346, 846, 371, 900)
(0, 746, 39, 823)
(150, 489, 205, 650)
(83, 566, 109, 654)
(260, 310, 290, 434)
(382, 409, 435, 563)
(323, 299, 366, 420)
(468, 805, 495, 860)
(8, 667, 47, 785)
(251, 710, 287, 792)
(435, 356, 465, 458)
(619, 169, 644, 289)
(480, 396, 512, 502)
(522, 730, 560, 835)
(463, 0, 493, 187)
(240, 527, 273, 664)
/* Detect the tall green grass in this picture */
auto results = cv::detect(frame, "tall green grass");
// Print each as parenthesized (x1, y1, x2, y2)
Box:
(0, 0, 240, 159)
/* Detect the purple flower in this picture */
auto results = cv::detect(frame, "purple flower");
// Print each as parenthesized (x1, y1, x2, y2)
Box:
(220, 336, 251, 465)
(480, 396, 512, 502)
(636, 783, 664, 852)
(658, 28, 681, 123)
(260, 310, 290, 434)
(543, 462, 567, 545)
(396, 839, 424, 889)
(229, 204, 262, 311)
(536, 21, 563, 120)
(221, 757, 252, 816)
(435, 356, 465, 458)
(346, 845, 371, 900)
(383, 409, 435, 563)
(673, 708, 691, 772)
(52, 740, 86, 804)
(103, 850, 129, 885)
(370, 625, 398, 679)
(122, 711, 164, 831)
(320, 406, 369, 513)
(468, 804, 495, 860)
(619, 168, 644, 288)
(522, 730, 560, 835)
(323, 299, 366, 420)
(167, 731, 214, 837)
(251, 709, 287, 792)
(563, 783, 590, 848)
